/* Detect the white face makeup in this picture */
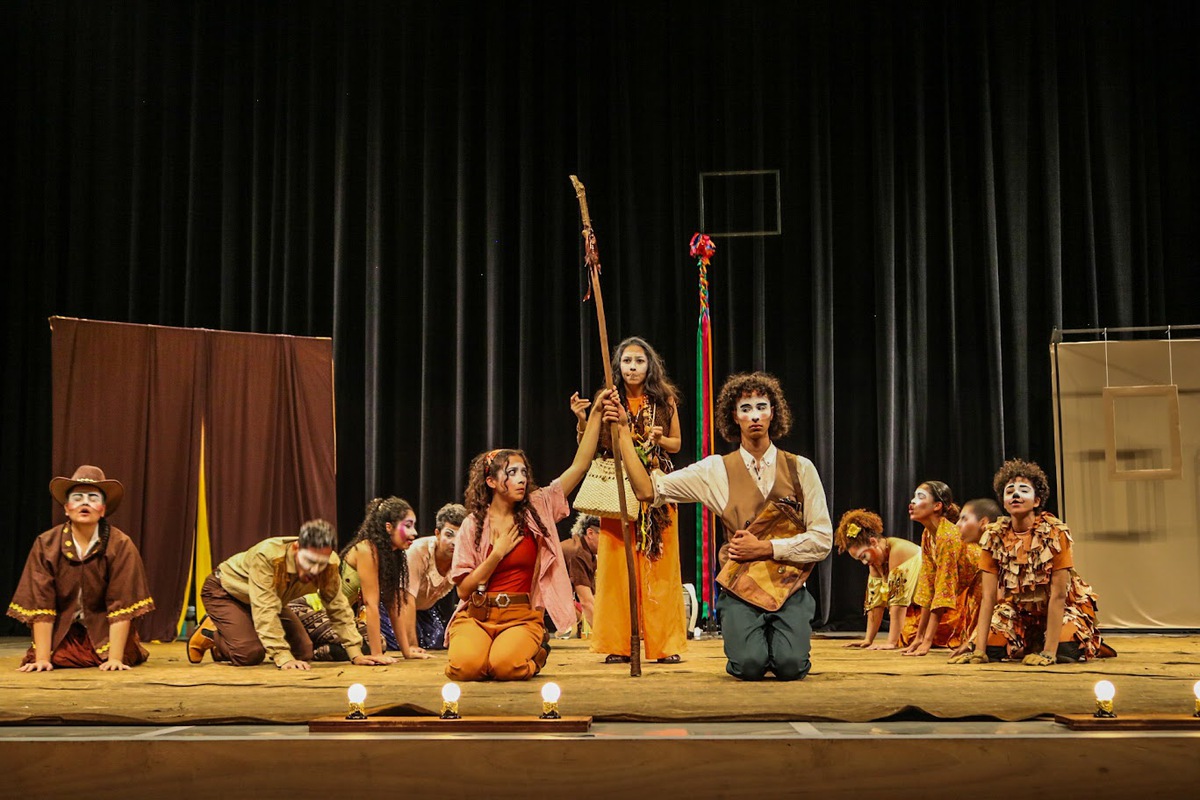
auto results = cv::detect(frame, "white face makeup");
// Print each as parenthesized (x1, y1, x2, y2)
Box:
(490, 457, 529, 502)
(619, 345, 649, 387)
(436, 523, 459, 559)
(65, 487, 106, 525)
(847, 540, 880, 568)
(908, 485, 940, 521)
(388, 513, 418, 549)
(296, 548, 332, 574)
(735, 394, 772, 438)
(1003, 478, 1039, 514)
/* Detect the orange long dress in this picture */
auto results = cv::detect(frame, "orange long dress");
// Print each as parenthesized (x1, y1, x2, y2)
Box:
(589, 394, 687, 661)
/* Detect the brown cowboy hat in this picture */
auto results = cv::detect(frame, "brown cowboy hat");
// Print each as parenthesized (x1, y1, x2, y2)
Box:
(49, 465, 124, 515)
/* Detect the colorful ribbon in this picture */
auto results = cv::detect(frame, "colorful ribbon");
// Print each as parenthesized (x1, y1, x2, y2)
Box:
(691, 232, 717, 620)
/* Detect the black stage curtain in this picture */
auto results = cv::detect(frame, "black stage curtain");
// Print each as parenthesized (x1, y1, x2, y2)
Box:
(3, 1, 1198, 634)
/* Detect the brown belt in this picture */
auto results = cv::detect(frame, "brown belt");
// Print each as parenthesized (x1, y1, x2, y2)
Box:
(469, 591, 530, 608)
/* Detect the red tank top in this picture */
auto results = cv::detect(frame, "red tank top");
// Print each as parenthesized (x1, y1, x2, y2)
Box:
(489, 531, 536, 593)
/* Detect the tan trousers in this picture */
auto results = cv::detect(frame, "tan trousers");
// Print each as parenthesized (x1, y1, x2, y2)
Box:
(445, 602, 546, 681)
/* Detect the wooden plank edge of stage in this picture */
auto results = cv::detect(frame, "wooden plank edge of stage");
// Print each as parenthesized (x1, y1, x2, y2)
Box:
(1054, 712, 1200, 730)
(308, 713, 592, 733)
(4, 729, 1200, 800)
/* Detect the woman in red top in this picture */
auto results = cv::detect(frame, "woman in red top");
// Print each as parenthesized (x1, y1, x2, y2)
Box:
(445, 390, 608, 681)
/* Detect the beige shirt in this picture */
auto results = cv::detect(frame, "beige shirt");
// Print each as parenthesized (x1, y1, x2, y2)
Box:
(651, 445, 833, 564)
(405, 536, 453, 610)
(218, 537, 364, 667)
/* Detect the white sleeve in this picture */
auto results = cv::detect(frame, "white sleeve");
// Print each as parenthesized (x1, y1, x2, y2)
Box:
(770, 456, 834, 564)
(651, 455, 729, 514)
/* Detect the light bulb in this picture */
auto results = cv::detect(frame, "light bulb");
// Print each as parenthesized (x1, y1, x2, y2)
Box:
(347, 683, 367, 705)
(439, 682, 462, 720)
(1094, 680, 1116, 702)
(541, 682, 561, 704)
(1193, 680, 1200, 701)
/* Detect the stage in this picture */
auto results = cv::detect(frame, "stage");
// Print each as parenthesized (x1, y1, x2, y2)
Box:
(0, 633, 1196, 724)
(1, 633, 1198, 797)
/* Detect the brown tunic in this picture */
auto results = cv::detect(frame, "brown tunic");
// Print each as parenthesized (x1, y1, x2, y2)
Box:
(8, 523, 155, 658)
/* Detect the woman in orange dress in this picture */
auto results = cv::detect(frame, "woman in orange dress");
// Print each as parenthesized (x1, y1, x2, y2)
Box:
(571, 336, 686, 664)
(902, 480, 982, 656)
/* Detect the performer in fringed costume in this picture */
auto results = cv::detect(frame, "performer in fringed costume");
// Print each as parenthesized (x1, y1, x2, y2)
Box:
(952, 459, 1116, 666)
(903, 481, 982, 656)
(572, 336, 687, 664)
(8, 466, 154, 671)
(835, 509, 922, 650)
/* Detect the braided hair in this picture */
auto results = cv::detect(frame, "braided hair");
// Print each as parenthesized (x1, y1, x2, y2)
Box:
(340, 496, 411, 615)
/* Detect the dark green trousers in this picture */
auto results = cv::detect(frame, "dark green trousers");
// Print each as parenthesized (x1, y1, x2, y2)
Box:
(717, 587, 814, 681)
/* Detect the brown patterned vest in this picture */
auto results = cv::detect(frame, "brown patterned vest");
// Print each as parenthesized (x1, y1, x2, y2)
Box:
(719, 449, 798, 532)
(715, 448, 815, 610)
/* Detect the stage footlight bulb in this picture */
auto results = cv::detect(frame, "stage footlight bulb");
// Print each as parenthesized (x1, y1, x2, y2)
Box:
(345, 683, 368, 720)
(1093, 680, 1116, 718)
(540, 681, 562, 719)
(440, 682, 461, 720)
(1193, 680, 1200, 717)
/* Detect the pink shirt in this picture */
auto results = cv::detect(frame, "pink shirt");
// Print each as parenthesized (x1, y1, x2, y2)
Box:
(448, 479, 577, 634)
(405, 536, 454, 610)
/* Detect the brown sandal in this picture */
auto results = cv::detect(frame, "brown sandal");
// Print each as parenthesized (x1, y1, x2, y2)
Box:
(604, 654, 630, 664)
(656, 654, 682, 664)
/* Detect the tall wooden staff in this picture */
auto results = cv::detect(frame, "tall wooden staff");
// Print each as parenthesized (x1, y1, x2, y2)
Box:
(570, 175, 642, 677)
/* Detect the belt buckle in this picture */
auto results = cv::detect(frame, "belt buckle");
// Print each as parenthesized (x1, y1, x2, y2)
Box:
(494, 592, 511, 608)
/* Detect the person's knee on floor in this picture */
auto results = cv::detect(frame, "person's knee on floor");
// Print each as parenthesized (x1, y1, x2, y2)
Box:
(445, 648, 490, 681)
(228, 643, 267, 667)
(771, 652, 811, 681)
(727, 653, 768, 681)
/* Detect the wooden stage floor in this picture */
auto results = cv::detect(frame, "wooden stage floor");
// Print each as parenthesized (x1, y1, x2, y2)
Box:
(1, 632, 1196, 724)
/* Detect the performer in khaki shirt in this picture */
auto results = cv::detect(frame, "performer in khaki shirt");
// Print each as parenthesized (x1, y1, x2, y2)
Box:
(188, 520, 390, 669)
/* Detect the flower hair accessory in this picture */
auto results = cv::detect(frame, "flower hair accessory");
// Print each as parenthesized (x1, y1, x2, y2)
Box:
(845, 522, 862, 539)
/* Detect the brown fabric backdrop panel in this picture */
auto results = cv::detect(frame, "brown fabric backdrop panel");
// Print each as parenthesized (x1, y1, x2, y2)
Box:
(205, 332, 336, 561)
(50, 317, 204, 641)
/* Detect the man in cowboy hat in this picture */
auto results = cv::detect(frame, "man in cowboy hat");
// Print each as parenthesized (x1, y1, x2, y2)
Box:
(8, 465, 155, 671)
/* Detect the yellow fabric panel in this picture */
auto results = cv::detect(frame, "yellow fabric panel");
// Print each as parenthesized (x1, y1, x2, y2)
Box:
(175, 426, 213, 637)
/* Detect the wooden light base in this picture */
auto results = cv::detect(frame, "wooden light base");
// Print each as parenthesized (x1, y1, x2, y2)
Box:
(309, 709, 592, 734)
(1054, 713, 1200, 731)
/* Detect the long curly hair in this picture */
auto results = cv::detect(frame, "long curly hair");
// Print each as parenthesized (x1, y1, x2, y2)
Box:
(834, 508, 884, 553)
(611, 336, 680, 408)
(340, 497, 411, 616)
(919, 480, 961, 523)
(464, 449, 553, 547)
(991, 458, 1051, 508)
(715, 372, 793, 443)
